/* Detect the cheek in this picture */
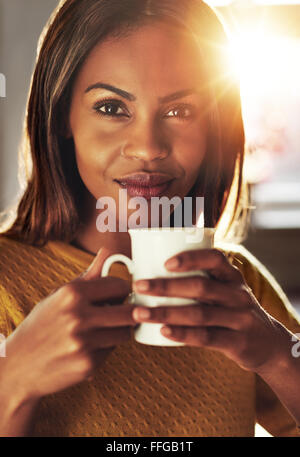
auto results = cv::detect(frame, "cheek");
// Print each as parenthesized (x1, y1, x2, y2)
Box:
(72, 122, 118, 175)
(172, 125, 207, 176)
(70, 104, 120, 166)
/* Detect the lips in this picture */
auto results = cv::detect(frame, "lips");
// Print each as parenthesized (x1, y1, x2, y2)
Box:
(115, 172, 174, 186)
(114, 172, 174, 199)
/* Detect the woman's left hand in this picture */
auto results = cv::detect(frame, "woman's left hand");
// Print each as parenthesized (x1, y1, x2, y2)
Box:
(132, 249, 289, 374)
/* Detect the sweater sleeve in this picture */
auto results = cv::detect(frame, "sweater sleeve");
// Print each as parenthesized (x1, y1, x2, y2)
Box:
(0, 286, 11, 338)
(0, 302, 7, 358)
(0, 285, 14, 359)
(228, 246, 300, 437)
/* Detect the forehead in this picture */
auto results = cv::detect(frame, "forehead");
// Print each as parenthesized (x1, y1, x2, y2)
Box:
(73, 21, 205, 96)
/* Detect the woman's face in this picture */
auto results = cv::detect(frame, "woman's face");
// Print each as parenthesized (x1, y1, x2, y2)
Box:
(68, 20, 208, 226)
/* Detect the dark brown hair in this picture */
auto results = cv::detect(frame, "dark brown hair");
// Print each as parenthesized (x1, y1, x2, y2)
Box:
(0, 0, 249, 246)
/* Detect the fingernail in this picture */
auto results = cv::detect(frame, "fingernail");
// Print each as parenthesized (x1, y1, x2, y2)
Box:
(134, 280, 150, 292)
(133, 307, 151, 320)
(161, 326, 172, 336)
(165, 257, 180, 269)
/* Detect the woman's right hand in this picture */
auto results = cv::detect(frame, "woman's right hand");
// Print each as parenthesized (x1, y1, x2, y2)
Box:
(1, 247, 136, 406)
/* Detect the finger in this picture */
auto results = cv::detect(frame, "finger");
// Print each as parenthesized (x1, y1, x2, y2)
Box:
(80, 247, 113, 280)
(86, 326, 133, 349)
(66, 276, 131, 305)
(133, 303, 252, 331)
(164, 249, 243, 283)
(85, 303, 137, 329)
(133, 276, 250, 308)
(160, 325, 241, 353)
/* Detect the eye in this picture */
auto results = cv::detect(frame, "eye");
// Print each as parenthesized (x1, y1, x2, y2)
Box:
(93, 99, 130, 118)
(164, 104, 196, 120)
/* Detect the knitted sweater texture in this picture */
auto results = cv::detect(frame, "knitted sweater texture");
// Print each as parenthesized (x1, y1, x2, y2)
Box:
(0, 235, 300, 437)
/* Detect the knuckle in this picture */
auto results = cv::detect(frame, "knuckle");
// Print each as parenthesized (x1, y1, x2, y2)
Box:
(160, 306, 171, 322)
(238, 310, 255, 330)
(160, 278, 168, 291)
(190, 306, 207, 325)
(67, 312, 84, 336)
(194, 278, 207, 296)
(68, 334, 85, 355)
(155, 278, 166, 293)
(77, 353, 94, 377)
(197, 328, 211, 345)
(63, 284, 82, 307)
(62, 300, 86, 334)
(237, 285, 251, 305)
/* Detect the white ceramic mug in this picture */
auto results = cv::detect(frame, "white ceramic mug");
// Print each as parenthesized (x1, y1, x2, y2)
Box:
(101, 227, 215, 347)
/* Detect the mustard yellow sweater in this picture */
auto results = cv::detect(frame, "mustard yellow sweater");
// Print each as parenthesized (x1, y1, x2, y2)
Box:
(0, 234, 300, 437)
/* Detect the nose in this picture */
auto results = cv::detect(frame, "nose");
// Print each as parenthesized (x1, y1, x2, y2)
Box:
(121, 119, 170, 161)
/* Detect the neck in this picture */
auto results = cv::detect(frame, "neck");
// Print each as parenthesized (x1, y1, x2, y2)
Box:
(71, 196, 131, 258)
(71, 191, 131, 258)
(72, 225, 132, 259)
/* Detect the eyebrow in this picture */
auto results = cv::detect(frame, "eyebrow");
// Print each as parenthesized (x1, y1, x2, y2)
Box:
(84, 82, 197, 103)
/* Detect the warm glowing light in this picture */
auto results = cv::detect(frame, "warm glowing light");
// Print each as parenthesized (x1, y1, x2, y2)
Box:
(227, 29, 300, 96)
(204, 0, 233, 5)
(254, 1, 300, 4)
(205, 0, 300, 6)
(225, 25, 300, 183)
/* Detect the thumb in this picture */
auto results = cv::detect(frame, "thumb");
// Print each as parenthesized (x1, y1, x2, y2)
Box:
(80, 247, 113, 281)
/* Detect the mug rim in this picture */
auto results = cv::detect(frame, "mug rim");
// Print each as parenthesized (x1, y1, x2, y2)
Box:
(128, 227, 215, 234)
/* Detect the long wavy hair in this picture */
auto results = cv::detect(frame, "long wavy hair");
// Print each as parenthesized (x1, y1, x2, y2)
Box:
(0, 0, 250, 246)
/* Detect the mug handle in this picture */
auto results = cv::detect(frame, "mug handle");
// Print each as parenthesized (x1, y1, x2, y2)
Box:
(101, 254, 134, 277)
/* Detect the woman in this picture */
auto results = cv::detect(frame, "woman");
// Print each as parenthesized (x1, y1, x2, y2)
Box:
(0, 0, 300, 437)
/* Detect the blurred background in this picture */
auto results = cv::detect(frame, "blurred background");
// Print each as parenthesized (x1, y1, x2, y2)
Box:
(0, 0, 300, 434)
(207, 0, 300, 318)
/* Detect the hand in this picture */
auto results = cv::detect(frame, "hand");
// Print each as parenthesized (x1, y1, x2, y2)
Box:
(132, 249, 288, 373)
(2, 247, 136, 405)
